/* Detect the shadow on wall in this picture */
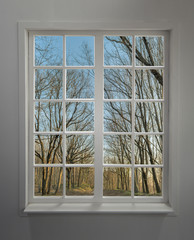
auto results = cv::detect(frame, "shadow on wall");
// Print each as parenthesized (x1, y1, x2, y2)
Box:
(28, 213, 166, 240)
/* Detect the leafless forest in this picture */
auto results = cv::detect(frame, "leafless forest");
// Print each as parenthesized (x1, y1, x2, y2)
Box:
(34, 35, 163, 197)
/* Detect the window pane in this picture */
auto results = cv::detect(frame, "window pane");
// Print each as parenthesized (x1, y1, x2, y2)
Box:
(135, 70, 163, 99)
(66, 36, 94, 66)
(104, 36, 132, 66)
(35, 36, 63, 66)
(31, 33, 167, 203)
(35, 69, 63, 99)
(104, 135, 131, 164)
(66, 69, 94, 98)
(66, 102, 94, 131)
(66, 167, 94, 196)
(104, 102, 132, 132)
(35, 135, 63, 164)
(135, 135, 163, 165)
(35, 102, 63, 132)
(103, 168, 131, 196)
(134, 167, 162, 196)
(135, 36, 164, 66)
(104, 69, 132, 99)
(34, 167, 63, 196)
(135, 102, 163, 132)
(66, 135, 94, 164)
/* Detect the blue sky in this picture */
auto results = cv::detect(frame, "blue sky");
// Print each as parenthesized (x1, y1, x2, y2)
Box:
(66, 36, 94, 66)
(35, 35, 95, 66)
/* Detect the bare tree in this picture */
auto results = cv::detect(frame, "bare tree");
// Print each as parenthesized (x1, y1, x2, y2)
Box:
(34, 35, 163, 196)
(34, 37, 94, 196)
(104, 36, 163, 195)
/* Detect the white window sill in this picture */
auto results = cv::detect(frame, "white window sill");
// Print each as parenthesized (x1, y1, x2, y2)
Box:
(23, 203, 175, 215)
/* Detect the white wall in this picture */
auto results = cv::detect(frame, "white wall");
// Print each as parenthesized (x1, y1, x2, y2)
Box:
(0, 0, 194, 239)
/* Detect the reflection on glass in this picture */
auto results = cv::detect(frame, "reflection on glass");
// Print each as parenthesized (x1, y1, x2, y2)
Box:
(135, 70, 163, 99)
(104, 69, 132, 99)
(134, 168, 162, 196)
(104, 135, 131, 164)
(103, 168, 131, 196)
(135, 102, 163, 132)
(35, 135, 63, 164)
(104, 102, 131, 132)
(104, 36, 132, 66)
(66, 36, 94, 66)
(34, 167, 63, 196)
(35, 102, 63, 132)
(35, 36, 63, 66)
(35, 69, 63, 99)
(66, 168, 94, 196)
(135, 36, 164, 66)
(135, 135, 163, 165)
(66, 135, 94, 164)
(66, 69, 94, 99)
(66, 102, 94, 131)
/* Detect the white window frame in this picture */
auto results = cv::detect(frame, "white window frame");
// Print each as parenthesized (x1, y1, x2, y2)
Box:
(18, 21, 179, 215)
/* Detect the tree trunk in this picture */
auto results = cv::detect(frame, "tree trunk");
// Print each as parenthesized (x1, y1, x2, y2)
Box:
(117, 171, 119, 189)
(142, 168, 149, 194)
(151, 168, 161, 193)
(72, 168, 75, 188)
(145, 137, 161, 193)
(77, 168, 82, 187)
(42, 167, 47, 195)
(55, 168, 63, 195)
(134, 169, 139, 193)
(46, 167, 53, 194)
(67, 168, 71, 190)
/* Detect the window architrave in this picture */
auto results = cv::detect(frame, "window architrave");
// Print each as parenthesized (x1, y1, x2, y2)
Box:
(18, 21, 179, 215)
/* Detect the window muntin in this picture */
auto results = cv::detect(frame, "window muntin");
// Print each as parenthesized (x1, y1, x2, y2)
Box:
(29, 31, 167, 203)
